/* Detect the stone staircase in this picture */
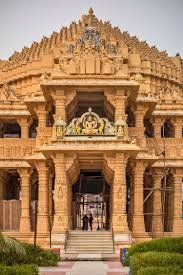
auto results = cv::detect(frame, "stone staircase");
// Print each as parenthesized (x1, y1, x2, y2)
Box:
(65, 230, 114, 254)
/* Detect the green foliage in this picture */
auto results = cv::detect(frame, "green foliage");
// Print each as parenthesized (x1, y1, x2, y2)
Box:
(0, 231, 58, 267)
(124, 237, 183, 265)
(0, 232, 25, 255)
(137, 266, 183, 275)
(0, 232, 6, 251)
(0, 264, 39, 275)
(22, 243, 59, 266)
(130, 251, 183, 275)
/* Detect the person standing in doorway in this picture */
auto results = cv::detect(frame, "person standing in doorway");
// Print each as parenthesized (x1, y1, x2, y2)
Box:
(89, 213, 93, 231)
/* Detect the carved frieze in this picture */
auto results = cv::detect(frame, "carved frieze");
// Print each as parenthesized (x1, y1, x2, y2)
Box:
(57, 25, 129, 76)
(0, 145, 34, 159)
(0, 83, 20, 102)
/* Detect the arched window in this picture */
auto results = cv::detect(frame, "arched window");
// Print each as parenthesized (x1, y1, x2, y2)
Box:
(161, 119, 175, 138)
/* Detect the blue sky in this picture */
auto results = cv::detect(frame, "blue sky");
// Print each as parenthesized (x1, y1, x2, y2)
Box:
(0, 0, 182, 60)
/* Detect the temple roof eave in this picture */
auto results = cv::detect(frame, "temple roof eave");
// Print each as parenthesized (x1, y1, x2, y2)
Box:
(40, 78, 140, 88)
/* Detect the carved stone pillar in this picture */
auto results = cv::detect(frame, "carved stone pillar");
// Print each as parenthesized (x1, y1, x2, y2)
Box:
(173, 168, 183, 234)
(48, 173, 54, 226)
(152, 169, 164, 236)
(153, 118, 163, 138)
(68, 182, 72, 229)
(112, 153, 129, 232)
(54, 89, 66, 121)
(115, 89, 126, 121)
(37, 161, 49, 233)
(174, 118, 183, 138)
(132, 161, 146, 235)
(19, 168, 31, 232)
(135, 106, 146, 147)
(52, 153, 69, 233)
(18, 117, 30, 138)
(37, 110, 47, 128)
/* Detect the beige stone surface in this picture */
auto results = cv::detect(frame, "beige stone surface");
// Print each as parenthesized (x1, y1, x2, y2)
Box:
(0, 8, 182, 248)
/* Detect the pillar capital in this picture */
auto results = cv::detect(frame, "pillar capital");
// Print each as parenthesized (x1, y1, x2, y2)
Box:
(17, 116, 32, 138)
(18, 167, 32, 178)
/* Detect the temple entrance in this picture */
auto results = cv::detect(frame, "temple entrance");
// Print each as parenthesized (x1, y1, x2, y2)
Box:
(72, 171, 110, 231)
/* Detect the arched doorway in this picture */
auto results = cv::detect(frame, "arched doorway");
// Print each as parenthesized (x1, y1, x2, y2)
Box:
(72, 171, 110, 231)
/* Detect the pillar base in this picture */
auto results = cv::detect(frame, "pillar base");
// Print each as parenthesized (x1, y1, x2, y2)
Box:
(132, 232, 152, 243)
(37, 214, 49, 233)
(113, 232, 132, 251)
(51, 233, 66, 250)
(19, 217, 31, 233)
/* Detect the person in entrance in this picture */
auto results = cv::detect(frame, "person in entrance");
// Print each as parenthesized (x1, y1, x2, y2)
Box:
(82, 214, 89, 230)
(89, 213, 93, 231)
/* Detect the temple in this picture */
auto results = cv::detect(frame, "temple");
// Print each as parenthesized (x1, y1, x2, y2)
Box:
(0, 8, 182, 250)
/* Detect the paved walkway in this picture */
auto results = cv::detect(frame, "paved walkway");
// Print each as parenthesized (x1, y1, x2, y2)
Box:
(39, 261, 129, 275)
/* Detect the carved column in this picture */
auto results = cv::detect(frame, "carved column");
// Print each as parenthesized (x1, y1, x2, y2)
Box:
(132, 161, 146, 235)
(52, 153, 69, 233)
(37, 110, 47, 128)
(174, 118, 183, 138)
(152, 169, 164, 236)
(18, 117, 30, 138)
(115, 89, 126, 120)
(173, 168, 183, 234)
(68, 182, 72, 229)
(135, 105, 146, 147)
(48, 172, 54, 227)
(54, 89, 66, 121)
(112, 153, 129, 232)
(153, 117, 163, 138)
(37, 161, 49, 233)
(19, 168, 31, 232)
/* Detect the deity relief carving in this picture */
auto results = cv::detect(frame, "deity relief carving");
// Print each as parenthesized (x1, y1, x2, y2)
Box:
(115, 116, 130, 141)
(53, 118, 66, 139)
(65, 107, 115, 136)
(118, 187, 122, 199)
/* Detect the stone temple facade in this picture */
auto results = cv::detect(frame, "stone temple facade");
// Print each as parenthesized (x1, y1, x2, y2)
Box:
(0, 8, 182, 249)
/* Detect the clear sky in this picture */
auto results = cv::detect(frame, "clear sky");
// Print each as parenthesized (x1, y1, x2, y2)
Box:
(0, 0, 182, 60)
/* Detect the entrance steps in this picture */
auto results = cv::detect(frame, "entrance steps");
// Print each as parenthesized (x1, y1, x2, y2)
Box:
(66, 230, 114, 254)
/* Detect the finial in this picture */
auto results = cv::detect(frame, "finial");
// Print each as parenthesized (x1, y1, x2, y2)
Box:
(88, 7, 94, 15)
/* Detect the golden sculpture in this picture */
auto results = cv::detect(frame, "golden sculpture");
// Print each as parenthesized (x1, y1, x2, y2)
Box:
(65, 107, 115, 136)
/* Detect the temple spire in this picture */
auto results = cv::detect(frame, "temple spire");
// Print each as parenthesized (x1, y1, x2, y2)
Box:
(88, 7, 94, 15)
